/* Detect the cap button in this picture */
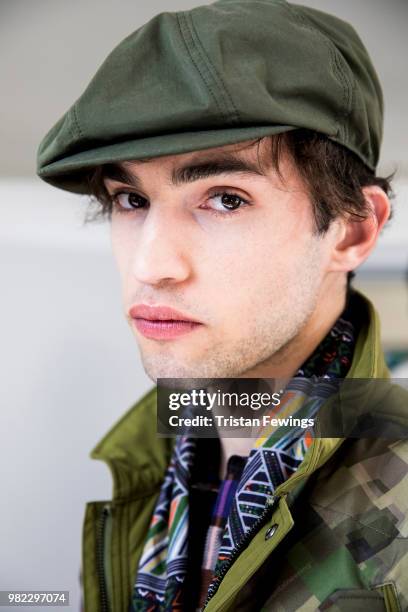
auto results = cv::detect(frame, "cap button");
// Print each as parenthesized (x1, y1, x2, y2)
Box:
(265, 523, 278, 540)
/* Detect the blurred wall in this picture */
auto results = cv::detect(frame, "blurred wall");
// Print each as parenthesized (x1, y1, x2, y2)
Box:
(0, 1, 407, 610)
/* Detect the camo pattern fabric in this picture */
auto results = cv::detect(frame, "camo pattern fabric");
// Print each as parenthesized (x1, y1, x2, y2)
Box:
(230, 434, 408, 611)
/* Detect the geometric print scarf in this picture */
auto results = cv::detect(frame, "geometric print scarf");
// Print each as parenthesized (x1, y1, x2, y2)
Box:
(131, 314, 355, 611)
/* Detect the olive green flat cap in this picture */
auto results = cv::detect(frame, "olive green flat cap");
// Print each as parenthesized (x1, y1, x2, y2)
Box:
(37, 0, 383, 194)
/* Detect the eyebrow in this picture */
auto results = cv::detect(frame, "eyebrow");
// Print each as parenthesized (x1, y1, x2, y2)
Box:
(101, 155, 266, 189)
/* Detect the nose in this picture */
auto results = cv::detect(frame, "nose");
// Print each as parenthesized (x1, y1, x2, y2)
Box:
(131, 206, 192, 286)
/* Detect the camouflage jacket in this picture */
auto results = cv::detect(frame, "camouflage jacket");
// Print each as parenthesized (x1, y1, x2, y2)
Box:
(82, 292, 408, 611)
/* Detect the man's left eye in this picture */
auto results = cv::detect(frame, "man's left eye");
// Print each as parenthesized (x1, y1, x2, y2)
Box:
(209, 192, 248, 211)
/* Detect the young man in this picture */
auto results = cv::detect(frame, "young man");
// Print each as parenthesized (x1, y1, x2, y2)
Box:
(37, 1, 408, 610)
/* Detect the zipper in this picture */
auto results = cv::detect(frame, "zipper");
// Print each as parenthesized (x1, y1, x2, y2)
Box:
(202, 494, 281, 610)
(202, 437, 325, 609)
(377, 583, 400, 612)
(96, 503, 112, 612)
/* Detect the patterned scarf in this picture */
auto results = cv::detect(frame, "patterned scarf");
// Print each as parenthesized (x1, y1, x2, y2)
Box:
(131, 313, 355, 611)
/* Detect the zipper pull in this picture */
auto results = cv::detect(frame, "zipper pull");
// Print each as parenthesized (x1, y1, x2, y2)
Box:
(265, 493, 281, 513)
(266, 491, 288, 508)
(266, 494, 277, 507)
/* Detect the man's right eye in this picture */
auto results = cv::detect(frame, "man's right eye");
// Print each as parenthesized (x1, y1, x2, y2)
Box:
(113, 192, 148, 211)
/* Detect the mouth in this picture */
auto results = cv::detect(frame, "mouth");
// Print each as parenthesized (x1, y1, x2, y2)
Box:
(128, 304, 203, 340)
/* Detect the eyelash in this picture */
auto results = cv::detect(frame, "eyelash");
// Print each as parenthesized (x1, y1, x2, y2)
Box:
(109, 190, 252, 217)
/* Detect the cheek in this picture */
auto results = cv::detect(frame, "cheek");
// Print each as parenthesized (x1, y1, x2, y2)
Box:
(195, 213, 323, 328)
(200, 214, 311, 290)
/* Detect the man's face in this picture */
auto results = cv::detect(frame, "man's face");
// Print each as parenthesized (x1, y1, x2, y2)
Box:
(107, 139, 340, 381)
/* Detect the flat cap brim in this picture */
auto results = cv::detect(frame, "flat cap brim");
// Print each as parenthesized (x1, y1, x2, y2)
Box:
(38, 124, 295, 194)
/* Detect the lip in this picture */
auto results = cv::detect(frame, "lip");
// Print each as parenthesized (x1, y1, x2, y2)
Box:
(129, 304, 203, 340)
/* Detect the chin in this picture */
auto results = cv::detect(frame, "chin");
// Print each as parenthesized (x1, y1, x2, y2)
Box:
(141, 355, 221, 388)
(145, 369, 215, 390)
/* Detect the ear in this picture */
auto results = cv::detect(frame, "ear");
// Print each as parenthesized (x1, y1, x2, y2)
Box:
(328, 185, 391, 273)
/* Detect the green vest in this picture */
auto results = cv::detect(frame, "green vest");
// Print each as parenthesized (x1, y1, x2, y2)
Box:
(82, 292, 408, 611)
